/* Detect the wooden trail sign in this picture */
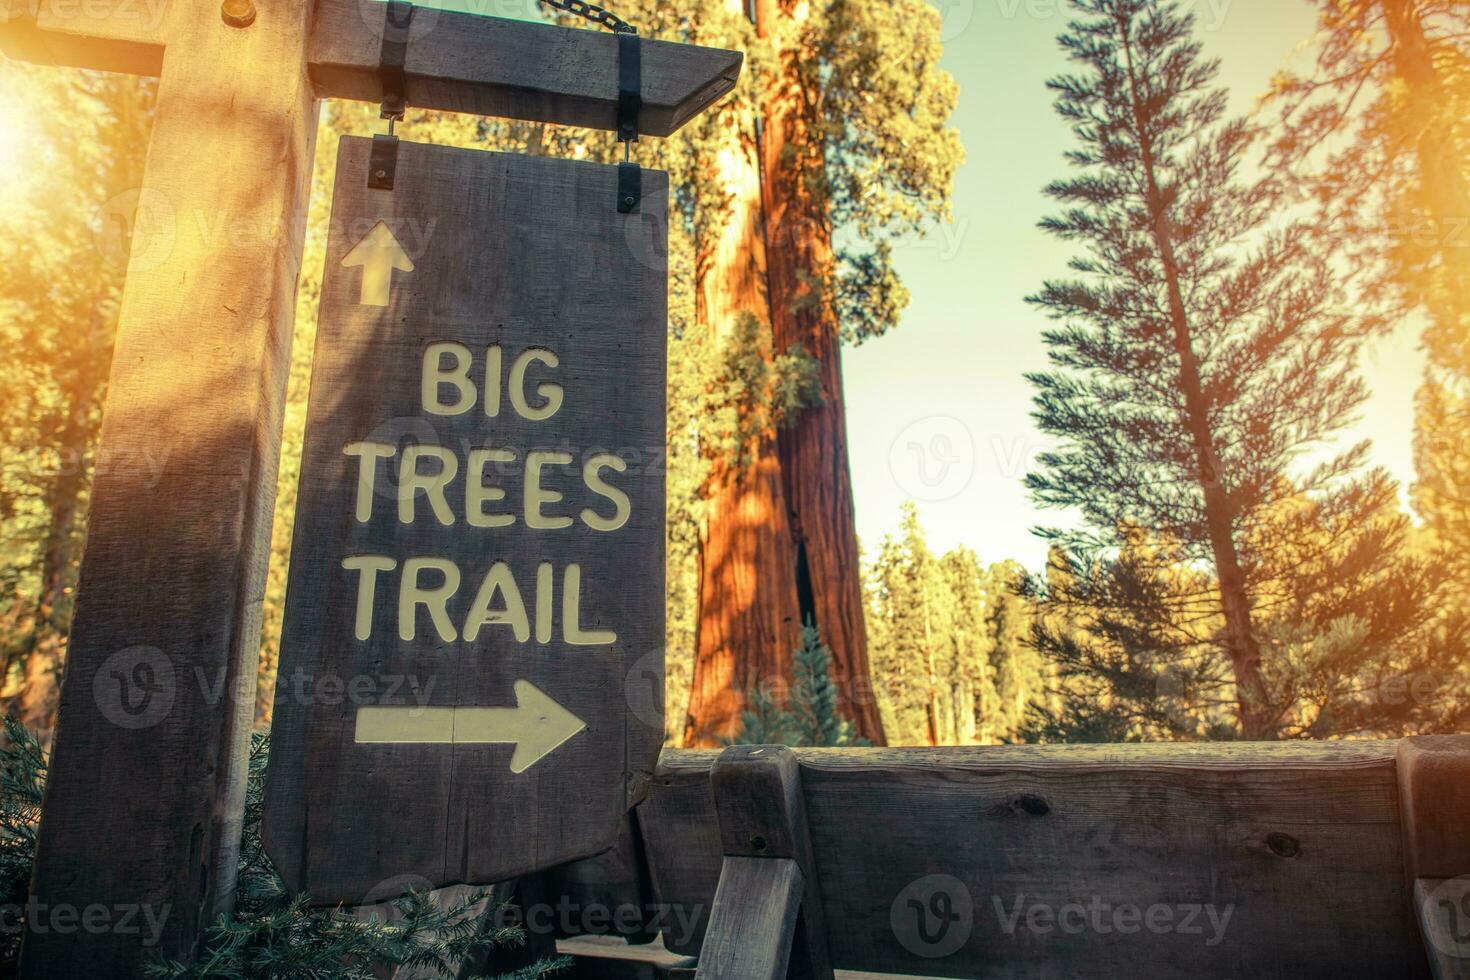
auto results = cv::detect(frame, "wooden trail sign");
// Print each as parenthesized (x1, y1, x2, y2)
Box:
(262, 136, 668, 903)
(0, 1, 736, 973)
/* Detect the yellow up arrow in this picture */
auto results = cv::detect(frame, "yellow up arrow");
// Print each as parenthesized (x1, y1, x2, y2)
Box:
(354, 680, 587, 774)
(341, 220, 414, 307)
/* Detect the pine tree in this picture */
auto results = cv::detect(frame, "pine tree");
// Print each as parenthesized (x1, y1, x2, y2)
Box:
(1268, 1, 1470, 613)
(864, 506, 1046, 745)
(865, 505, 946, 744)
(937, 548, 996, 745)
(984, 561, 1046, 741)
(1026, 0, 1452, 740)
(730, 626, 868, 747)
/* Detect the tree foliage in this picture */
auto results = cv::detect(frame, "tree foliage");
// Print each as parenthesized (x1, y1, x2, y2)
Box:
(0, 66, 152, 738)
(1025, 0, 1459, 740)
(865, 505, 1048, 745)
(0, 723, 562, 979)
(1268, 0, 1470, 613)
(731, 625, 869, 747)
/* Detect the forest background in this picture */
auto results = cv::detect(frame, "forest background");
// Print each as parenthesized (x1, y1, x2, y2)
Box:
(0, 0, 1466, 749)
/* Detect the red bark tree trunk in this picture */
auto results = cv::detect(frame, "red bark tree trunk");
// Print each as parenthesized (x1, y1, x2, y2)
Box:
(683, 103, 804, 746)
(753, 0, 886, 744)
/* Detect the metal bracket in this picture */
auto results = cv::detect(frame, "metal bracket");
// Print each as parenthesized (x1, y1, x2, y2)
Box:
(616, 27, 642, 212)
(617, 28, 641, 143)
(369, 134, 401, 192)
(617, 161, 642, 215)
(371, 0, 413, 190)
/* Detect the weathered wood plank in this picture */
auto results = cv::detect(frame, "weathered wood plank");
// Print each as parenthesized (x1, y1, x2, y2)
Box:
(18, 1, 320, 975)
(1399, 737, 1470, 880)
(1398, 739, 1470, 979)
(0, 0, 166, 74)
(693, 857, 803, 980)
(709, 746, 832, 980)
(261, 136, 668, 903)
(0, 0, 741, 137)
(309, 0, 741, 137)
(543, 814, 660, 943)
(640, 743, 1422, 979)
(558, 935, 697, 980)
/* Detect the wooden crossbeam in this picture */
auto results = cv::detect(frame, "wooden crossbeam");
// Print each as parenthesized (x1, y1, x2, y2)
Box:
(0, 0, 166, 75)
(642, 743, 1419, 978)
(0, 0, 742, 136)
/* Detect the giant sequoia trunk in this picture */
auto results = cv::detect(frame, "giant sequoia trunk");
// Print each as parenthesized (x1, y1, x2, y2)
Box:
(752, 0, 886, 744)
(684, 0, 887, 745)
(683, 102, 804, 745)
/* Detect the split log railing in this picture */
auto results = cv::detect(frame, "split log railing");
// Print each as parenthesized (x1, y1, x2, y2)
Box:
(526, 738, 1470, 980)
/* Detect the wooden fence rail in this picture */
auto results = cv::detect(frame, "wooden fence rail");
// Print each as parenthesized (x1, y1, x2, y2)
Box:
(540, 739, 1470, 979)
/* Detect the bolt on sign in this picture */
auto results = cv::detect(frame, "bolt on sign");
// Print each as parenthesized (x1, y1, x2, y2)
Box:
(262, 136, 668, 903)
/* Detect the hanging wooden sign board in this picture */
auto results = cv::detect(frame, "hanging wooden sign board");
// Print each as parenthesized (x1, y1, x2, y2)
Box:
(262, 136, 668, 903)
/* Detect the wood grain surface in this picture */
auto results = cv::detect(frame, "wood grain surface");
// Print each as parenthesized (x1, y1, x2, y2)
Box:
(640, 742, 1425, 979)
(263, 136, 667, 904)
(0, 1, 742, 136)
(19, 1, 321, 974)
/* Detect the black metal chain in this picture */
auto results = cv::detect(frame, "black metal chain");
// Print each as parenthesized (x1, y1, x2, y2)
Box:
(537, 0, 637, 35)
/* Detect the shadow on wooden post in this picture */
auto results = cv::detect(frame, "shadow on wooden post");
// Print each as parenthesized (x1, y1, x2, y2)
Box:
(1398, 736, 1470, 980)
(693, 745, 833, 980)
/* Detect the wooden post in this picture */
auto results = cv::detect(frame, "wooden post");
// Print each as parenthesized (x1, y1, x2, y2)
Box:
(1398, 736, 1470, 980)
(19, 1, 319, 974)
(695, 745, 833, 980)
(0, 2, 738, 973)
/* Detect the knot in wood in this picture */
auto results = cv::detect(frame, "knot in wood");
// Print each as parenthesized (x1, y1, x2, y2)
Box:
(1264, 832, 1301, 858)
(986, 794, 1051, 818)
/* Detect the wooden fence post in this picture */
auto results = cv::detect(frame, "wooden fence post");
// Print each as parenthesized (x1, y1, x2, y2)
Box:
(1398, 736, 1470, 980)
(20, 1, 319, 974)
(693, 745, 833, 980)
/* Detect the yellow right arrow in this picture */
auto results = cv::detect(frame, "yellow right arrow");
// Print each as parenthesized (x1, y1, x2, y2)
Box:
(341, 220, 414, 307)
(354, 680, 587, 774)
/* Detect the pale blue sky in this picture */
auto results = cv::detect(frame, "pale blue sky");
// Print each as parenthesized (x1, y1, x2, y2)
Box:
(848, 0, 1426, 569)
(373, 0, 1424, 572)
